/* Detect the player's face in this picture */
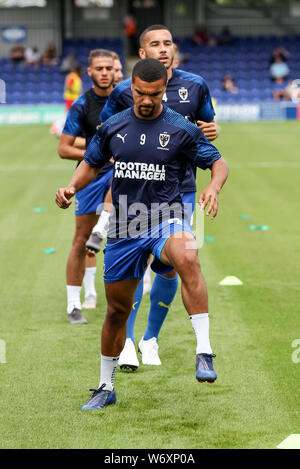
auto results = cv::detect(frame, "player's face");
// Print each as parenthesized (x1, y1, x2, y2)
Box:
(131, 76, 166, 119)
(88, 56, 114, 90)
(114, 59, 124, 84)
(139, 30, 174, 70)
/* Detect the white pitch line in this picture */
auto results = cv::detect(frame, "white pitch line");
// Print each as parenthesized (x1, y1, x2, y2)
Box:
(1, 162, 300, 171)
(0, 166, 71, 172)
(229, 162, 300, 168)
(277, 434, 300, 449)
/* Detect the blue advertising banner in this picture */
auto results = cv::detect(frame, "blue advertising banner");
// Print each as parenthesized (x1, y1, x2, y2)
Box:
(216, 102, 300, 122)
(2, 26, 27, 43)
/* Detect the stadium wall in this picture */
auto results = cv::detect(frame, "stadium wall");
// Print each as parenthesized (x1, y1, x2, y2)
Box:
(216, 101, 300, 122)
(0, 102, 300, 125)
(205, 1, 300, 37)
(71, 1, 127, 39)
(0, 1, 62, 57)
(0, 105, 64, 125)
(1, 1, 300, 59)
(164, 0, 197, 37)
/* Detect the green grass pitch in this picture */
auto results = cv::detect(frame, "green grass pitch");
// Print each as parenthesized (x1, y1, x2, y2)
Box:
(0, 122, 299, 449)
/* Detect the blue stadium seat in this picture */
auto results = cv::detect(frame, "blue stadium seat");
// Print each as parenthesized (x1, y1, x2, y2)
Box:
(24, 91, 36, 104)
(51, 91, 63, 103)
(24, 82, 36, 92)
(37, 91, 48, 103)
(11, 83, 23, 92)
(11, 91, 23, 104)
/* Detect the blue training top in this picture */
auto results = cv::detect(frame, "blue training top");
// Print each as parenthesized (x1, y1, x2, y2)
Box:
(100, 68, 215, 193)
(85, 105, 221, 241)
(63, 88, 113, 176)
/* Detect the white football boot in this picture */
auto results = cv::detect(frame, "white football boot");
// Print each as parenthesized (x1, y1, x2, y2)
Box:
(82, 295, 97, 309)
(138, 337, 162, 365)
(119, 338, 139, 371)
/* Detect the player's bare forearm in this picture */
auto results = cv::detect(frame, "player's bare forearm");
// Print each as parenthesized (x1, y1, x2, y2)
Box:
(58, 133, 85, 161)
(209, 157, 228, 193)
(69, 160, 100, 193)
(56, 161, 100, 210)
(197, 120, 219, 141)
(58, 144, 84, 161)
(73, 137, 86, 150)
(198, 157, 228, 219)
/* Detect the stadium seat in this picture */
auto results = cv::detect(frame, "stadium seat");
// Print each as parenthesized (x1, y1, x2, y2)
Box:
(2, 34, 299, 106)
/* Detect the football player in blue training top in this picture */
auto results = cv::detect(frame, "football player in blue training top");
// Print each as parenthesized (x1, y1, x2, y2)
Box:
(86, 24, 219, 370)
(58, 49, 115, 324)
(56, 58, 228, 409)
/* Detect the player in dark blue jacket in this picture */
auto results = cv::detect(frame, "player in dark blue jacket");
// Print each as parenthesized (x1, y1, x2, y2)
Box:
(56, 59, 228, 409)
(58, 49, 115, 324)
(87, 25, 219, 370)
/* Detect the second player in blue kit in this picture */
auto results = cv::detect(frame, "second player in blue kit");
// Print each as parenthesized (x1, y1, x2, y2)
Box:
(58, 49, 117, 323)
(56, 58, 228, 409)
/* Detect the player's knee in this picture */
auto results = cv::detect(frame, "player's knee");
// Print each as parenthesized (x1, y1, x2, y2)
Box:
(163, 269, 177, 279)
(174, 250, 199, 275)
(72, 232, 90, 251)
(106, 302, 131, 326)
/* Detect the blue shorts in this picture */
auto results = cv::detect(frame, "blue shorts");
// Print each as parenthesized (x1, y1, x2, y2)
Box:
(75, 169, 112, 216)
(181, 192, 196, 227)
(103, 219, 194, 283)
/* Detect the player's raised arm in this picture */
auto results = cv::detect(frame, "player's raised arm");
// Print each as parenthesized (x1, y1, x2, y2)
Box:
(194, 75, 219, 142)
(198, 157, 228, 220)
(181, 123, 228, 219)
(73, 136, 86, 150)
(58, 133, 85, 161)
(197, 119, 219, 142)
(56, 130, 110, 209)
(56, 161, 100, 209)
(58, 95, 88, 161)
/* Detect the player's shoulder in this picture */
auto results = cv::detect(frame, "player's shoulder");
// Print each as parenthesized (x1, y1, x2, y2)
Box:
(112, 77, 132, 98)
(163, 107, 199, 138)
(101, 107, 132, 132)
(69, 93, 88, 111)
(174, 68, 207, 87)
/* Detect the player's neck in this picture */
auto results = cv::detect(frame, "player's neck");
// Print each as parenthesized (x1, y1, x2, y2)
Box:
(167, 67, 174, 80)
(134, 104, 163, 120)
(93, 85, 113, 97)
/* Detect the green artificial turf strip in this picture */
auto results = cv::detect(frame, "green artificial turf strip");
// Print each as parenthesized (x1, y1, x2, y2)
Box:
(0, 123, 299, 449)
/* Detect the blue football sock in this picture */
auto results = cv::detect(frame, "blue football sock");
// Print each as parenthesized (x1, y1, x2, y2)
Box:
(143, 274, 178, 341)
(126, 279, 144, 344)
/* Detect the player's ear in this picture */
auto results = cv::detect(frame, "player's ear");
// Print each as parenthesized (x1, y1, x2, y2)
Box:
(139, 48, 146, 60)
(87, 67, 92, 77)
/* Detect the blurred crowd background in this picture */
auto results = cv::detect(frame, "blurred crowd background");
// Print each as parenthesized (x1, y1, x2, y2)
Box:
(1, 0, 300, 106)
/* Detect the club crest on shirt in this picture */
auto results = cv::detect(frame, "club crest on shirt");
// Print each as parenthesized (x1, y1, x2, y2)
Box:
(178, 87, 190, 103)
(159, 132, 170, 149)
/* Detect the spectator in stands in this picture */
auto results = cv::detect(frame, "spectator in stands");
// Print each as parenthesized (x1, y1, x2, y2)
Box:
(192, 25, 217, 47)
(24, 46, 41, 67)
(124, 13, 138, 56)
(218, 26, 235, 46)
(60, 53, 78, 74)
(269, 54, 290, 85)
(193, 25, 209, 46)
(221, 74, 239, 94)
(42, 43, 58, 66)
(273, 80, 300, 102)
(63, 64, 83, 112)
(10, 43, 25, 65)
(269, 46, 290, 65)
